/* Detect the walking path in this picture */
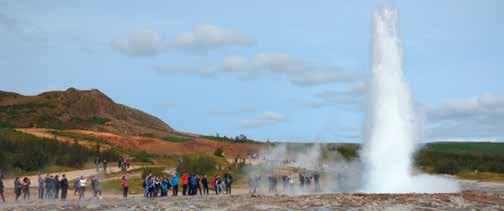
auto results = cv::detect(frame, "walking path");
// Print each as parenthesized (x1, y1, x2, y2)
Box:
(2, 166, 144, 188)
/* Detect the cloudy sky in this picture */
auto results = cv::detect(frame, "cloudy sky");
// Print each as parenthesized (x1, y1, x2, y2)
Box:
(1, 0, 503, 142)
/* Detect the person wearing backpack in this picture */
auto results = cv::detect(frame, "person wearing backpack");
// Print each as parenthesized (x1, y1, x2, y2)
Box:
(60, 174, 69, 200)
(160, 177, 169, 197)
(224, 173, 233, 195)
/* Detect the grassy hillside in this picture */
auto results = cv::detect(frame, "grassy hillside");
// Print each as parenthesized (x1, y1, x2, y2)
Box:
(0, 88, 173, 136)
(415, 142, 504, 175)
(0, 129, 118, 174)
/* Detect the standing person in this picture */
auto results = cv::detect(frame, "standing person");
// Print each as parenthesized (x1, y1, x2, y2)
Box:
(147, 176, 154, 198)
(45, 175, 52, 199)
(117, 156, 123, 169)
(143, 173, 151, 198)
(288, 176, 295, 194)
(0, 170, 5, 203)
(60, 174, 68, 200)
(248, 175, 254, 194)
(95, 157, 100, 172)
(160, 177, 169, 197)
(22, 177, 31, 200)
(74, 178, 80, 196)
(78, 176, 87, 200)
(171, 173, 179, 196)
(54, 175, 60, 199)
(282, 176, 289, 192)
(313, 172, 320, 192)
(305, 175, 312, 192)
(268, 175, 274, 193)
(196, 175, 202, 195)
(102, 160, 108, 173)
(14, 177, 22, 201)
(125, 158, 131, 169)
(254, 175, 262, 194)
(212, 176, 218, 195)
(202, 175, 209, 195)
(272, 175, 278, 193)
(91, 176, 102, 199)
(299, 172, 305, 189)
(224, 173, 233, 195)
(154, 177, 161, 197)
(181, 173, 189, 196)
(121, 175, 129, 198)
(189, 174, 196, 195)
(38, 174, 45, 200)
(217, 176, 223, 194)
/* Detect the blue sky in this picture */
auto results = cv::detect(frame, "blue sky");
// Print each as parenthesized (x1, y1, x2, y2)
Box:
(1, 0, 503, 142)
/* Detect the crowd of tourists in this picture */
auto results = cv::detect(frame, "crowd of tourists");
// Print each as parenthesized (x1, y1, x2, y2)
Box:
(248, 171, 321, 194)
(0, 168, 106, 203)
(134, 172, 233, 199)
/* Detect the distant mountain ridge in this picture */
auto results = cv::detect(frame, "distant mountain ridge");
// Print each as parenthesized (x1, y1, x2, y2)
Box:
(0, 88, 174, 136)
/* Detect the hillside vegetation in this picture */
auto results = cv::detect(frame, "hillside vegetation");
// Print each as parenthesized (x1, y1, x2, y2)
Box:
(0, 88, 173, 136)
(0, 129, 119, 174)
(415, 142, 504, 175)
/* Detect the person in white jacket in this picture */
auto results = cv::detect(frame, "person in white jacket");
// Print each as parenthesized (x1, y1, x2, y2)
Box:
(78, 176, 87, 200)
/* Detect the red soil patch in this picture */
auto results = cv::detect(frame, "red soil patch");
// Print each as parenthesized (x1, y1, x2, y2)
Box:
(17, 128, 264, 158)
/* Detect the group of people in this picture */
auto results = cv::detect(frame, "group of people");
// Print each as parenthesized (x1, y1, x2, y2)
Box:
(94, 158, 109, 173)
(137, 172, 233, 199)
(117, 156, 132, 172)
(248, 171, 321, 194)
(0, 168, 106, 203)
(36, 174, 69, 201)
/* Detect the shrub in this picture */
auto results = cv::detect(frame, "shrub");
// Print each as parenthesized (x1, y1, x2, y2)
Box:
(214, 147, 224, 157)
(161, 134, 191, 143)
(177, 155, 217, 175)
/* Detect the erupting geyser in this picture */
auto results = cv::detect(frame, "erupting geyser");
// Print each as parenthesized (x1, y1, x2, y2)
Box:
(361, 6, 459, 193)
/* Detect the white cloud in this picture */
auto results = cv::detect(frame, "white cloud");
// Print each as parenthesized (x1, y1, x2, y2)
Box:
(240, 111, 287, 128)
(156, 52, 361, 86)
(112, 25, 254, 56)
(174, 24, 255, 50)
(111, 30, 162, 57)
(221, 53, 360, 86)
(426, 93, 504, 140)
(155, 65, 216, 77)
(304, 82, 368, 108)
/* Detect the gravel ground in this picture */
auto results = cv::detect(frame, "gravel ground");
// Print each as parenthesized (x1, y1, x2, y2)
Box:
(0, 190, 502, 210)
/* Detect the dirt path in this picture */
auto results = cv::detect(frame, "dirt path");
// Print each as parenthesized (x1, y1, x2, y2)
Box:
(2, 166, 144, 188)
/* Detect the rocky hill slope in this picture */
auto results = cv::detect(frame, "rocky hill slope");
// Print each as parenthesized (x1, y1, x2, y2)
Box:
(0, 88, 173, 136)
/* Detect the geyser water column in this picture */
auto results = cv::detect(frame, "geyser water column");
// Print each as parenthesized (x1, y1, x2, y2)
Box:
(362, 6, 459, 193)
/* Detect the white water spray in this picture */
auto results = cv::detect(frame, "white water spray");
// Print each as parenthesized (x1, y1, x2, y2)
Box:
(362, 6, 459, 193)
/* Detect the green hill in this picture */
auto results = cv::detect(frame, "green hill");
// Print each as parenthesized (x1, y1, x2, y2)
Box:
(0, 88, 173, 136)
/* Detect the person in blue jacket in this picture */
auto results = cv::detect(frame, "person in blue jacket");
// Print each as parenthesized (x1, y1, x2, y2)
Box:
(171, 173, 179, 196)
(189, 174, 197, 195)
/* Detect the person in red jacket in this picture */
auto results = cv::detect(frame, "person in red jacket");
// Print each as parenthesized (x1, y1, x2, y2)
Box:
(181, 173, 189, 196)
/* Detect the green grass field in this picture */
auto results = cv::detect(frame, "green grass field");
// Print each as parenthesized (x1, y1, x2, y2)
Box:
(424, 142, 504, 156)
